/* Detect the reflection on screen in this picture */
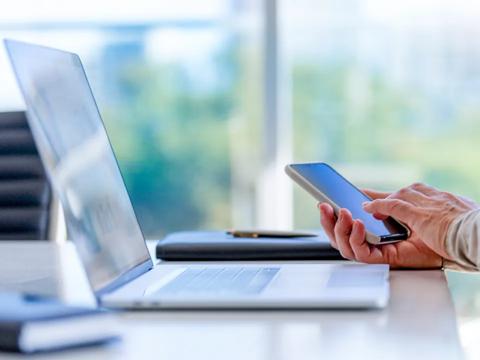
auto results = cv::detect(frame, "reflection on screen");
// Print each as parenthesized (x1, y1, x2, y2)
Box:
(291, 163, 406, 237)
(6, 40, 151, 292)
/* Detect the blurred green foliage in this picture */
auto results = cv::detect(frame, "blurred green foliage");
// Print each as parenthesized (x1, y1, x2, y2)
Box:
(101, 51, 238, 238)
(292, 62, 480, 228)
(99, 48, 480, 236)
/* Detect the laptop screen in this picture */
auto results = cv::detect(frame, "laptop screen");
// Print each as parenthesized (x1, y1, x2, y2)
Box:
(5, 39, 152, 294)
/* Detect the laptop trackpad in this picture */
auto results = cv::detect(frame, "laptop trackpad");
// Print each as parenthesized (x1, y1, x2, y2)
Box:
(327, 270, 387, 288)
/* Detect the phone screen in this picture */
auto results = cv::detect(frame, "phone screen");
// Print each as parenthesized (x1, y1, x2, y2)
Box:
(290, 163, 408, 239)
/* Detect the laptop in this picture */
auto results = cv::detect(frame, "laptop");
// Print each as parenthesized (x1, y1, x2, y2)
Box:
(5, 39, 389, 309)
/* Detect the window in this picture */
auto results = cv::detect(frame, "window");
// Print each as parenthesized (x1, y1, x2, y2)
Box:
(283, 0, 480, 229)
(0, 0, 265, 237)
(1, 0, 479, 238)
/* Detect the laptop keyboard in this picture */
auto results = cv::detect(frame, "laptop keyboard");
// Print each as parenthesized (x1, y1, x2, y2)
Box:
(154, 267, 280, 297)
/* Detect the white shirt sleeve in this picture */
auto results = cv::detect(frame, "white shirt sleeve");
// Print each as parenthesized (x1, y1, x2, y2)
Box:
(445, 208, 480, 271)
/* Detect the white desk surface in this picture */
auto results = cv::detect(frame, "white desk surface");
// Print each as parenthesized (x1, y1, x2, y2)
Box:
(0, 241, 465, 360)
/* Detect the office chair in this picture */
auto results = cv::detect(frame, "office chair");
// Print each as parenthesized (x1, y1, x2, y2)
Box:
(0, 111, 51, 240)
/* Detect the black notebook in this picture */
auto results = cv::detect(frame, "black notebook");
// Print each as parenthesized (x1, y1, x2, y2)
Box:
(156, 230, 344, 261)
(0, 292, 120, 353)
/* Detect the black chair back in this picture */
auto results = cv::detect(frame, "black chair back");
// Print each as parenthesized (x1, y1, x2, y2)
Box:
(0, 112, 51, 240)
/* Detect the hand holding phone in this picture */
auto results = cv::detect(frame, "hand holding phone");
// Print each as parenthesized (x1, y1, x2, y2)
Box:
(285, 162, 410, 245)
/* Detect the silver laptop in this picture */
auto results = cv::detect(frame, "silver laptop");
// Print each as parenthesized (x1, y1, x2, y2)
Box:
(5, 39, 389, 309)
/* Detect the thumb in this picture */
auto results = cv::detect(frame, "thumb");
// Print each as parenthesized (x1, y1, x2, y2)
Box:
(363, 198, 417, 225)
(373, 213, 388, 221)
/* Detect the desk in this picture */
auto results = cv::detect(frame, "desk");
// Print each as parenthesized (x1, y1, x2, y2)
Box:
(0, 241, 464, 360)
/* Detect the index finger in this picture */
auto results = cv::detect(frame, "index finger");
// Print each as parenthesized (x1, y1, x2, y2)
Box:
(363, 198, 417, 224)
(362, 189, 391, 200)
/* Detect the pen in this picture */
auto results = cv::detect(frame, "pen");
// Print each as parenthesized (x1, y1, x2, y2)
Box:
(227, 230, 318, 238)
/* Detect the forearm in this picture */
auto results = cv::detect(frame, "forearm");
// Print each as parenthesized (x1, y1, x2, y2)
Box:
(445, 208, 480, 271)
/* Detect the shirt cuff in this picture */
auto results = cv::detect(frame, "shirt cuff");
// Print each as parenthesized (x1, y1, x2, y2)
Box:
(444, 208, 480, 271)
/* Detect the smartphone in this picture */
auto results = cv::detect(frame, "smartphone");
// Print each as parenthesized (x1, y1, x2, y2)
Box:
(285, 162, 410, 244)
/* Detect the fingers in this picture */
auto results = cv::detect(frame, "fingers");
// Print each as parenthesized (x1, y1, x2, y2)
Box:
(389, 186, 432, 206)
(362, 189, 390, 220)
(363, 198, 417, 224)
(334, 209, 356, 259)
(318, 203, 337, 249)
(318, 204, 388, 264)
(458, 195, 479, 208)
(373, 213, 388, 220)
(364, 183, 438, 208)
(349, 220, 369, 259)
(409, 182, 438, 196)
(362, 188, 391, 200)
(319, 204, 357, 259)
(362, 183, 441, 224)
(349, 220, 385, 264)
